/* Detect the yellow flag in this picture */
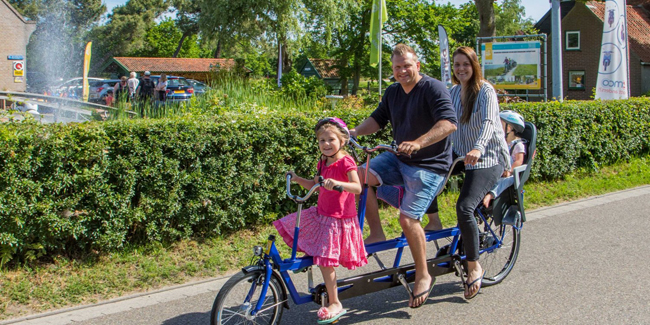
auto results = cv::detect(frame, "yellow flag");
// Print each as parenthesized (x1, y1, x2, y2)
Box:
(369, 0, 387, 67)
(82, 42, 92, 102)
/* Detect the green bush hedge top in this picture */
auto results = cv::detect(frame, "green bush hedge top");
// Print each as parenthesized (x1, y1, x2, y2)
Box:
(0, 98, 648, 263)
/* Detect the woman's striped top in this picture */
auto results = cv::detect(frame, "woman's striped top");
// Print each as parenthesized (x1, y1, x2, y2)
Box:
(449, 81, 511, 171)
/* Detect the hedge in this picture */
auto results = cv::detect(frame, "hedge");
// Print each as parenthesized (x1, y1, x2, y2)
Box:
(0, 98, 649, 264)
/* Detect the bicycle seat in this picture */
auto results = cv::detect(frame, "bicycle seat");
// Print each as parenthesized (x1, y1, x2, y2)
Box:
(492, 122, 537, 225)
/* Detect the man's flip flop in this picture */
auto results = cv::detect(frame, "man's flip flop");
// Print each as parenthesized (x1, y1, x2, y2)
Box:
(463, 270, 486, 300)
(409, 279, 436, 309)
(316, 307, 347, 324)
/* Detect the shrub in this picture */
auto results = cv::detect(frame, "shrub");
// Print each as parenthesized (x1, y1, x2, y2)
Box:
(0, 98, 648, 264)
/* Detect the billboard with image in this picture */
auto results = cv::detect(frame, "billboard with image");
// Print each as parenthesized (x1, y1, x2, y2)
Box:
(481, 41, 541, 90)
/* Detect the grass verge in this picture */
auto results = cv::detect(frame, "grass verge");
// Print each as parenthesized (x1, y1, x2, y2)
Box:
(1, 155, 649, 320)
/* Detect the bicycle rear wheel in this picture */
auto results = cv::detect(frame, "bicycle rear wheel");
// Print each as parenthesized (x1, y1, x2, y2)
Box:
(210, 270, 284, 325)
(479, 216, 521, 286)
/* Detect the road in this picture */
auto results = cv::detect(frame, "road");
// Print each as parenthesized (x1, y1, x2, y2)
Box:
(4, 186, 650, 325)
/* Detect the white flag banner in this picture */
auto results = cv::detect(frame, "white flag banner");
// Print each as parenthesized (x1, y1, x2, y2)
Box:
(438, 25, 452, 88)
(595, 0, 629, 100)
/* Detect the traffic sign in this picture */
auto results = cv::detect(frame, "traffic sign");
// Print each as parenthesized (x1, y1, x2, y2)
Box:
(14, 61, 24, 71)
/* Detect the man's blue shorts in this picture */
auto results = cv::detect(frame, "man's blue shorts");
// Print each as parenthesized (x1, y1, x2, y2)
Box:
(362, 152, 445, 220)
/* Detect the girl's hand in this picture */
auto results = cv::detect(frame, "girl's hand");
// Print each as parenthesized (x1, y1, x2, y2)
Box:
(465, 149, 482, 166)
(322, 178, 340, 191)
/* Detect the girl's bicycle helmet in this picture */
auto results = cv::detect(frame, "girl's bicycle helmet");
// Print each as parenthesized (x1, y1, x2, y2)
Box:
(499, 110, 525, 133)
(314, 117, 350, 143)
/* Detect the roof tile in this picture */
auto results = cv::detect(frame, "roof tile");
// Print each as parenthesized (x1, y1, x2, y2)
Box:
(586, 1, 650, 62)
(309, 59, 342, 79)
(112, 57, 237, 73)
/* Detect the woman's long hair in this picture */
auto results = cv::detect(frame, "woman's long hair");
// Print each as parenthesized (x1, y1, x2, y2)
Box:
(452, 46, 483, 124)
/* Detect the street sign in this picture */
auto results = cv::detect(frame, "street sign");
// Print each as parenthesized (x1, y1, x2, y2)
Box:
(13, 61, 24, 71)
(14, 76, 24, 83)
(7, 55, 24, 60)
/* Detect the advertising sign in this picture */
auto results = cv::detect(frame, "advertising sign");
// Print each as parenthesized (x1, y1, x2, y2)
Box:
(481, 41, 541, 90)
(82, 42, 92, 102)
(438, 25, 452, 89)
(595, 0, 629, 100)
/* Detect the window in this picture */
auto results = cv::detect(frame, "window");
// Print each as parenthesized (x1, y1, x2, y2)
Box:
(566, 31, 580, 50)
(568, 70, 585, 90)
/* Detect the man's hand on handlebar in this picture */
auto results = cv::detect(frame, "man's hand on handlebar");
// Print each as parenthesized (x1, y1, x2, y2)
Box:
(286, 171, 297, 181)
(398, 140, 421, 156)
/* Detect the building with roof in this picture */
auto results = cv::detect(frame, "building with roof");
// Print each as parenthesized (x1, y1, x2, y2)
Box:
(298, 58, 353, 94)
(535, 0, 650, 99)
(99, 57, 247, 82)
(0, 0, 36, 92)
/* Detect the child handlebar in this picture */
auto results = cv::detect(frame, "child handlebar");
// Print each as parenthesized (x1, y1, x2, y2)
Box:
(286, 174, 343, 203)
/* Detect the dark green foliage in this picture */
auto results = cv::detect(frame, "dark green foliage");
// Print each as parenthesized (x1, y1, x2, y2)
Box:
(1, 98, 649, 264)
(504, 98, 650, 180)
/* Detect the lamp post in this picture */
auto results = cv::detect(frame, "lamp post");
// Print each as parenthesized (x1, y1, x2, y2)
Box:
(551, 0, 563, 101)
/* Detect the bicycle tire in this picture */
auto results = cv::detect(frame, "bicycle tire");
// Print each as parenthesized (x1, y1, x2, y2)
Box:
(479, 217, 521, 287)
(210, 270, 284, 325)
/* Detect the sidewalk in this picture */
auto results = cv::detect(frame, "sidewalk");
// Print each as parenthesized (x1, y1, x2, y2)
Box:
(3, 185, 650, 325)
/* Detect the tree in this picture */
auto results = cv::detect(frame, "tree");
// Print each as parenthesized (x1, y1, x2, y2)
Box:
(89, 0, 169, 72)
(170, 0, 201, 58)
(20, 0, 105, 83)
(475, 0, 496, 38)
(129, 18, 209, 58)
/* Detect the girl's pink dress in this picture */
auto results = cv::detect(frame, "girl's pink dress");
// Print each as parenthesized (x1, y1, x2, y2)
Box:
(273, 156, 367, 269)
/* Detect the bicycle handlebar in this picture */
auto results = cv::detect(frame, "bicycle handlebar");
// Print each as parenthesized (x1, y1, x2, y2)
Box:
(286, 174, 343, 203)
(349, 137, 414, 158)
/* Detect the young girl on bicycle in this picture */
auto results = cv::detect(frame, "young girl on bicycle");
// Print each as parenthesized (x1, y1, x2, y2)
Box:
(273, 117, 367, 324)
(482, 110, 527, 208)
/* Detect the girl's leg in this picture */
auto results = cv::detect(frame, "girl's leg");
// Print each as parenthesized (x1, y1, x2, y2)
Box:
(319, 266, 343, 318)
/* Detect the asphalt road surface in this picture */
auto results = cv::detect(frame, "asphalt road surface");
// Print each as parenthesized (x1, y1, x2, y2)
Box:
(5, 186, 650, 325)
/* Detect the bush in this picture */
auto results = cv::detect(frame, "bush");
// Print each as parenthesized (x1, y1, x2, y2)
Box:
(0, 98, 648, 264)
(280, 70, 330, 99)
(503, 98, 650, 180)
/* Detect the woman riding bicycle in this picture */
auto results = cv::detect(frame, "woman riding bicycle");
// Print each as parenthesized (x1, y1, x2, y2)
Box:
(449, 46, 511, 300)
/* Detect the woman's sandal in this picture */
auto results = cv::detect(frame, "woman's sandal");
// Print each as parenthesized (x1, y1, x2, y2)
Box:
(463, 270, 486, 300)
(317, 307, 347, 324)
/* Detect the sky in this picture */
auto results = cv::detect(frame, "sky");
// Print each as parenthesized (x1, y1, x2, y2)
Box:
(103, 0, 551, 23)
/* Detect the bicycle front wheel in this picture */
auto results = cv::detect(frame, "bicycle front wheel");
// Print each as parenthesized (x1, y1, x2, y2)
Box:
(479, 217, 521, 286)
(210, 270, 284, 325)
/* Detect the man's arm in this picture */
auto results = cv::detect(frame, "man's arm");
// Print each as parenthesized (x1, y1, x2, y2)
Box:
(398, 119, 457, 155)
(349, 117, 381, 138)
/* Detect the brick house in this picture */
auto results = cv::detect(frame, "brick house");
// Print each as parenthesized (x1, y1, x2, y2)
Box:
(536, 0, 650, 99)
(0, 0, 36, 92)
(99, 57, 247, 82)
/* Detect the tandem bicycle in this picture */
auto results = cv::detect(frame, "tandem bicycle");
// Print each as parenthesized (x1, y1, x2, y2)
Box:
(210, 122, 537, 324)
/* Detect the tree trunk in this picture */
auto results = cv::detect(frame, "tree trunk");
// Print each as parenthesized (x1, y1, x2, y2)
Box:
(340, 77, 348, 96)
(281, 41, 291, 73)
(475, 0, 496, 39)
(173, 33, 188, 58)
(214, 39, 222, 58)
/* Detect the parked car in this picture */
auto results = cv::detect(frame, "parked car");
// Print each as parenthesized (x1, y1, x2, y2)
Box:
(50, 77, 106, 101)
(91, 79, 121, 103)
(186, 79, 210, 95)
(150, 75, 194, 102)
